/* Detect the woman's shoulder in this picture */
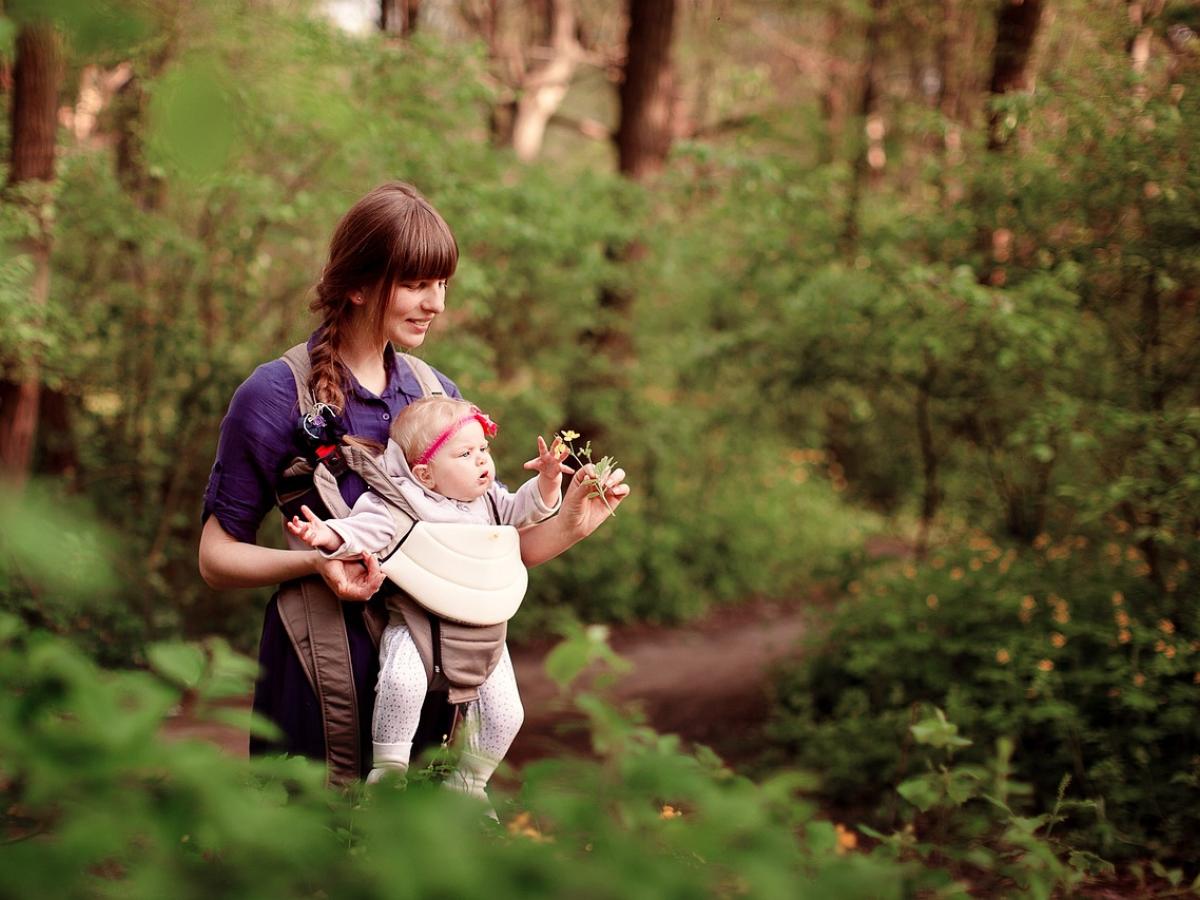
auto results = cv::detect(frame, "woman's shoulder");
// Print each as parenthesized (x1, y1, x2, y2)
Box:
(229, 356, 304, 419)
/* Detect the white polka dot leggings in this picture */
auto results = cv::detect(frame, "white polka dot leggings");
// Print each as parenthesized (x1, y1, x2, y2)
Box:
(368, 623, 524, 798)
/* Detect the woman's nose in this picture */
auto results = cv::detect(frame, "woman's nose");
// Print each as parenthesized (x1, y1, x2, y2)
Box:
(422, 283, 445, 313)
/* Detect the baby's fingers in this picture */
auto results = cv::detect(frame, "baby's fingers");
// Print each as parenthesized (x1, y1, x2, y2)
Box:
(300, 504, 321, 524)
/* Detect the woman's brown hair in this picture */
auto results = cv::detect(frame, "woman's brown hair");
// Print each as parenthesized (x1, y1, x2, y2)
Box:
(309, 182, 458, 411)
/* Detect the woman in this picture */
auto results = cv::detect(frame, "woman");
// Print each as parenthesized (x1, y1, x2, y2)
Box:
(198, 182, 628, 779)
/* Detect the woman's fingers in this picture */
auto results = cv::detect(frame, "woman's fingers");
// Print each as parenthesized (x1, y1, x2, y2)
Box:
(316, 554, 384, 601)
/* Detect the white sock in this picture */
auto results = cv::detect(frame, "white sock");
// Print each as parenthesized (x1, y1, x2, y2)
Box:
(366, 740, 412, 785)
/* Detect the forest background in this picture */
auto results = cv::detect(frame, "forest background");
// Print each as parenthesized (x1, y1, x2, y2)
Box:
(1, 0, 1199, 895)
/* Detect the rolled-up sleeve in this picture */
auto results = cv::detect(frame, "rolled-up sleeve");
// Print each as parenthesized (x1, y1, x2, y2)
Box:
(202, 363, 300, 544)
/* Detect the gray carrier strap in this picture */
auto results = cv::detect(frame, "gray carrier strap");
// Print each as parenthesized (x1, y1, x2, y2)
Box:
(280, 341, 446, 414)
(271, 340, 444, 786)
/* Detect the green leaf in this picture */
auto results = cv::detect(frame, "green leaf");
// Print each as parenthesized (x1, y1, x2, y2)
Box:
(147, 641, 206, 689)
(897, 774, 943, 812)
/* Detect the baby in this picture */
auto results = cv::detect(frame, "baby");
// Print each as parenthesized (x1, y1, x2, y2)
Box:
(287, 396, 570, 794)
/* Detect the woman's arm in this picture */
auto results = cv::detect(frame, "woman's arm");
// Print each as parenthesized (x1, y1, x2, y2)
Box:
(519, 463, 629, 567)
(199, 515, 383, 599)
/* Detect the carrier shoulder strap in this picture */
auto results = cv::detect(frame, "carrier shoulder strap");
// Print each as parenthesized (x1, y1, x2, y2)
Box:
(272, 341, 446, 785)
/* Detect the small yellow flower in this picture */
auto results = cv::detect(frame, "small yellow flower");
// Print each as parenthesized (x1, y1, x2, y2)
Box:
(950, 567, 964, 581)
(1118, 629, 1132, 644)
(1021, 595, 1037, 611)
(996, 649, 1011, 664)
(1125, 546, 1140, 561)
(1019, 609, 1033, 624)
(660, 805, 682, 820)
(1159, 619, 1176, 635)
(1111, 591, 1124, 607)
(1051, 633, 1066, 648)
(1115, 610, 1130, 627)
(507, 811, 553, 843)
(559, 429, 580, 442)
(969, 558, 984, 572)
(902, 564, 917, 579)
(1037, 659, 1054, 672)
(1033, 533, 1051, 550)
(1053, 606, 1070, 625)
(835, 823, 858, 854)
(1134, 673, 1146, 687)
(1164, 645, 1176, 660)
(926, 594, 939, 610)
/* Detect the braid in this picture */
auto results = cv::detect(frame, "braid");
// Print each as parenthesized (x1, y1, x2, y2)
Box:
(309, 283, 348, 412)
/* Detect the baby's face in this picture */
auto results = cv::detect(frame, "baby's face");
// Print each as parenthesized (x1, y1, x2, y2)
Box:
(426, 419, 496, 502)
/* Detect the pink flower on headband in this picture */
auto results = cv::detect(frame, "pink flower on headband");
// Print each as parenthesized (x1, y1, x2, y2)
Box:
(414, 405, 500, 466)
(472, 407, 499, 438)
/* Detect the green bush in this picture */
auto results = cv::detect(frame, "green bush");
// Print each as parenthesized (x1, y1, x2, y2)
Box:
(768, 533, 1200, 862)
(0, 613, 956, 899)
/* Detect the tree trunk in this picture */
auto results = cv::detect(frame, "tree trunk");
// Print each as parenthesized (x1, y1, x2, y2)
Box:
(986, 0, 1044, 150)
(512, 0, 580, 161)
(840, 0, 886, 259)
(817, 7, 848, 165)
(616, 0, 677, 180)
(0, 23, 63, 488)
(381, 0, 421, 36)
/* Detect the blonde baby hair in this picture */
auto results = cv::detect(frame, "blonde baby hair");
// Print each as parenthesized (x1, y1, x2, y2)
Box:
(391, 396, 484, 466)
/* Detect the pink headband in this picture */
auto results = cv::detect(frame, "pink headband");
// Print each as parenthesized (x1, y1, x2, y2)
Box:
(414, 406, 498, 466)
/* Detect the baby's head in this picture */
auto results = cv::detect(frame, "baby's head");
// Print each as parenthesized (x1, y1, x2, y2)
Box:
(392, 397, 498, 502)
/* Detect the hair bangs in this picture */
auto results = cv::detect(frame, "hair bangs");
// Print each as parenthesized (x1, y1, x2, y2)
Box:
(390, 204, 459, 284)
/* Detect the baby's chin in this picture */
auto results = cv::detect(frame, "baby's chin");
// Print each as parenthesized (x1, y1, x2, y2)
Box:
(444, 478, 493, 503)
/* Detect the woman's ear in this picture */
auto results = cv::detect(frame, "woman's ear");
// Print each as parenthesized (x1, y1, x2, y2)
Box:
(411, 463, 435, 489)
(350, 291, 366, 306)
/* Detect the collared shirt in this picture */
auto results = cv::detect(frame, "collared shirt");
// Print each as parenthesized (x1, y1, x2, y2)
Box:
(202, 333, 460, 543)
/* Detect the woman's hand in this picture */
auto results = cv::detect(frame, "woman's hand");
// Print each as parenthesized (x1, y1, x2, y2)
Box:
(560, 462, 630, 540)
(314, 552, 384, 601)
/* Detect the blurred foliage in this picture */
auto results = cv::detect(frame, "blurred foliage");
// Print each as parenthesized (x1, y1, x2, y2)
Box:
(0, 605, 1117, 899)
(0, 497, 1105, 899)
(768, 534, 1200, 862)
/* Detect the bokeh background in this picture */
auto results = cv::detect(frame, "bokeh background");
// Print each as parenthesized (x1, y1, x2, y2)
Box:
(1, 0, 1199, 893)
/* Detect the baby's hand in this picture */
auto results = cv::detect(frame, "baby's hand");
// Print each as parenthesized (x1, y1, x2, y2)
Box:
(524, 435, 573, 507)
(286, 504, 343, 553)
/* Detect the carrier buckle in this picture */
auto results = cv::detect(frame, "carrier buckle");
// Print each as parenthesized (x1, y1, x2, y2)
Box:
(316, 444, 347, 477)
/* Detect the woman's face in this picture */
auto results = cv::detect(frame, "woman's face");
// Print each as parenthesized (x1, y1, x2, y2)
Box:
(385, 278, 447, 349)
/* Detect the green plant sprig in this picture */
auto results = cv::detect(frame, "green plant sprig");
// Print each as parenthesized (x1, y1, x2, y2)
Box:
(552, 429, 618, 518)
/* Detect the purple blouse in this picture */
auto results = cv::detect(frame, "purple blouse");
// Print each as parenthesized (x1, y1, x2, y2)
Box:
(203, 334, 460, 543)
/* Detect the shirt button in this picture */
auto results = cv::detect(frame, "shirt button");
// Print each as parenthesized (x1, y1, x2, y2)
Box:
(382, 412, 390, 421)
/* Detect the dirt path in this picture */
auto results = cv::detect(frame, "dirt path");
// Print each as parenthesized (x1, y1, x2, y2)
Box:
(163, 598, 811, 769)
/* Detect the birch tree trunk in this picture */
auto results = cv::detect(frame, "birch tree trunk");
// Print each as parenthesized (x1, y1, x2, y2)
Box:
(381, 0, 421, 36)
(511, 0, 580, 161)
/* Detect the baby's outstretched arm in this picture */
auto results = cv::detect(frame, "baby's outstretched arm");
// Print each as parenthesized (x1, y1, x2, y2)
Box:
(523, 435, 573, 509)
(286, 504, 344, 553)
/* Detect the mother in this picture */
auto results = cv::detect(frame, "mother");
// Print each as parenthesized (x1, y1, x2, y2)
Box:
(198, 182, 628, 780)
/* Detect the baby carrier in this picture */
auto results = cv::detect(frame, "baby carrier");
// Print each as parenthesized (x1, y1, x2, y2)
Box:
(272, 343, 526, 785)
